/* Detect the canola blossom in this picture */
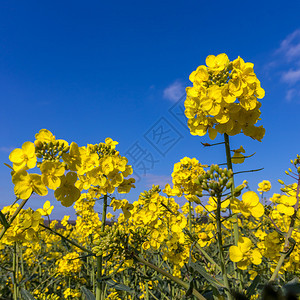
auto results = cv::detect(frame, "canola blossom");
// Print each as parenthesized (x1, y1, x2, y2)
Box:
(0, 54, 300, 300)
(185, 53, 265, 141)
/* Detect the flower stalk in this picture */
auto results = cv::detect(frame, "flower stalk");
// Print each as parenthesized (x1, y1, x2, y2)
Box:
(96, 194, 108, 300)
(216, 196, 232, 300)
(134, 254, 207, 300)
(269, 175, 300, 282)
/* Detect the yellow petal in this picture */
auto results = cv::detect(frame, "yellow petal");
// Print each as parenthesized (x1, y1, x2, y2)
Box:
(242, 191, 259, 206)
(239, 236, 252, 253)
(229, 246, 243, 262)
(251, 249, 262, 265)
(251, 203, 264, 218)
(9, 148, 23, 163)
(22, 141, 35, 156)
(208, 127, 217, 140)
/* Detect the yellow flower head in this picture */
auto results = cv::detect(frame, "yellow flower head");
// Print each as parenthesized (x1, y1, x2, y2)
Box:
(257, 180, 271, 194)
(9, 141, 37, 171)
(231, 191, 264, 218)
(54, 172, 81, 207)
(37, 201, 54, 216)
(185, 53, 265, 141)
(229, 236, 262, 270)
(12, 170, 48, 199)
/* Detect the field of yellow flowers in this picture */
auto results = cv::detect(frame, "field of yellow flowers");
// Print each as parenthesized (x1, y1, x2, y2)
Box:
(1, 54, 299, 300)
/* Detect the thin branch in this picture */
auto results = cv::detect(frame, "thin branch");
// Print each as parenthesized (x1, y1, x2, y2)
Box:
(201, 142, 225, 147)
(234, 168, 264, 175)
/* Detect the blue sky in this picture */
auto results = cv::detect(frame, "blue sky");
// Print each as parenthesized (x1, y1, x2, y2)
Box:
(1, 0, 300, 219)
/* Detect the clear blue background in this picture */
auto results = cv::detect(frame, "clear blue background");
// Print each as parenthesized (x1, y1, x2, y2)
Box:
(1, 0, 300, 219)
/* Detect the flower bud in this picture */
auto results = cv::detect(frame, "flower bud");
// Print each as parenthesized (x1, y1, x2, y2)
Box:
(233, 184, 244, 197)
(34, 140, 43, 149)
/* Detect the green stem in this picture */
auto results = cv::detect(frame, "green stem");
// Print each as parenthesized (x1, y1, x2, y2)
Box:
(40, 224, 92, 254)
(18, 243, 24, 278)
(224, 133, 239, 243)
(224, 133, 242, 288)
(188, 200, 193, 268)
(216, 196, 232, 300)
(141, 249, 150, 300)
(13, 242, 18, 300)
(134, 254, 207, 300)
(188, 201, 192, 233)
(269, 176, 300, 282)
(96, 194, 108, 300)
(0, 199, 28, 241)
(194, 244, 232, 279)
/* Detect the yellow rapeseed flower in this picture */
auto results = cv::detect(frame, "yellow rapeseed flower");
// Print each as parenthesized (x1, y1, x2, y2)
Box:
(257, 180, 271, 194)
(54, 172, 80, 207)
(12, 170, 48, 199)
(231, 191, 264, 218)
(9, 141, 37, 171)
(229, 236, 262, 270)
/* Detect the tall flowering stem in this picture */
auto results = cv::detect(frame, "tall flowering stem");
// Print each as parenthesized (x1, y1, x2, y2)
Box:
(216, 196, 232, 300)
(96, 194, 108, 300)
(224, 133, 239, 243)
(13, 242, 19, 300)
(134, 254, 207, 300)
(269, 175, 300, 282)
(224, 133, 243, 288)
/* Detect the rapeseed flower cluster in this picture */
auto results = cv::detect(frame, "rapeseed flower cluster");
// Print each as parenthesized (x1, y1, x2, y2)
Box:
(185, 53, 265, 141)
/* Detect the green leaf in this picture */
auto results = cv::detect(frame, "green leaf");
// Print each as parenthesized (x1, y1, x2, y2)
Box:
(211, 286, 221, 300)
(105, 278, 133, 293)
(246, 275, 260, 296)
(19, 274, 38, 286)
(20, 288, 37, 300)
(190, 262, 225, 289)
(0, 211, 9, 229)
(80, 286, 96, 300)
(186, 278, 194, 297)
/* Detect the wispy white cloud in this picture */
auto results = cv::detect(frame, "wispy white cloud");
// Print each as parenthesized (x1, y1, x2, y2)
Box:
(163, 80, 185, 102)
(0, 146, 14, 153)
(276, 29, 300, 62)
(285, 88, 300, 102)
(282, 69, 300, 84)
(143, 173, 172, 188)
(267, 29, 300, 102)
